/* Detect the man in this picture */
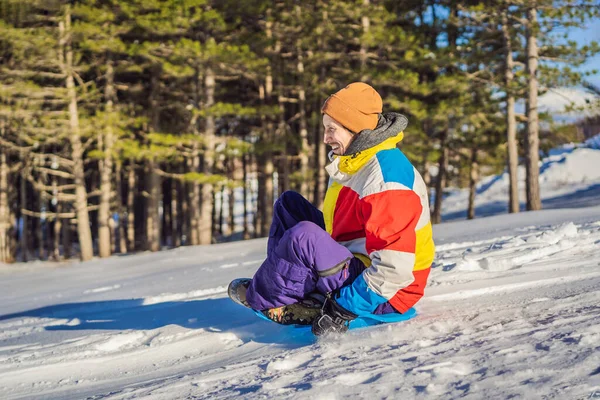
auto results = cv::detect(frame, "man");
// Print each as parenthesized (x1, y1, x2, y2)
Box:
(244, 82, 435, 336)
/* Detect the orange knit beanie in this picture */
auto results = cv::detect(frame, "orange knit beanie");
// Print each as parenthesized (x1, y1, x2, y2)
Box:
(321, 82, 383, 133)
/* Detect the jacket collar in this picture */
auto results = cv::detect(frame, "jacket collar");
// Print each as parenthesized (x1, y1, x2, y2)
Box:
(344, 112, 408, 156)
(325, 131, 405, 180)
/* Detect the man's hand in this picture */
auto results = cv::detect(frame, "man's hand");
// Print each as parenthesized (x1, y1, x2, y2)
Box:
(311, 294, 357, 336)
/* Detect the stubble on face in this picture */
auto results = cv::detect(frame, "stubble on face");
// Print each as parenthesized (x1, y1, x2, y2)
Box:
(322, 114, 353, 156)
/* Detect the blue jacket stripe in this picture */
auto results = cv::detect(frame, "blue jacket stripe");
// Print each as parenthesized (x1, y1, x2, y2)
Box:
(336, 273, 387, 316)
(376, 149, 415, 189)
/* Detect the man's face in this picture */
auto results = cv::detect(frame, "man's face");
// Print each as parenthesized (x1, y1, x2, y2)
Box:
(323, 114, 354, 156)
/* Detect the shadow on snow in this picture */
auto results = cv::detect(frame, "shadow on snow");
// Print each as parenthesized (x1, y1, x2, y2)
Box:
(0, 297, 316, 346)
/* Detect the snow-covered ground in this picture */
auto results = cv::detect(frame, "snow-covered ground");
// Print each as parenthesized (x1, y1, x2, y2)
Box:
(1, 205, 599, 399)
(2, 144, 600, 399)
(442, 146, 600, 221)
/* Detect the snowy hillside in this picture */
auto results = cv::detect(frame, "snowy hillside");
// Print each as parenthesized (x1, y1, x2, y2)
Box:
(537, 87, 599, 118)
(442, 146, 600, 221)
(1, 204, 600, 399)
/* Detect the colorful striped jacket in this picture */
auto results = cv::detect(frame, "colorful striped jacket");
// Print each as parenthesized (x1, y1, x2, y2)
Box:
(323, 114, 435, 315)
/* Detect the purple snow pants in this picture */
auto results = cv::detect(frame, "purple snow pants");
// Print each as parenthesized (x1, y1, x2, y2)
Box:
(245, 191, 397, 315)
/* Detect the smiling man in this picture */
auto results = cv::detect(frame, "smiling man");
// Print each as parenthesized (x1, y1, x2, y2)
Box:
(241, 82, 435, 336)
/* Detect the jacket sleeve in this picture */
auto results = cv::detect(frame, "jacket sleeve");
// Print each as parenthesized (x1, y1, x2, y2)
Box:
(336, 189, 422, 315)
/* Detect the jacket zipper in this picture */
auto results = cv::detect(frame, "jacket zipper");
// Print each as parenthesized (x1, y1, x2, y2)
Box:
(318, 257, 352, 278)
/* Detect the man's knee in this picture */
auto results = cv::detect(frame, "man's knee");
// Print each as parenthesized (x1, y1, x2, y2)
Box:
(278, 190, 304, 205)
(288, 220, 326, 239)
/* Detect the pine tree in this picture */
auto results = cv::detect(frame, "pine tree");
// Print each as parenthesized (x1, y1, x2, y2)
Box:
(72, 0, 131, 257)
(1, 1, 96, 261)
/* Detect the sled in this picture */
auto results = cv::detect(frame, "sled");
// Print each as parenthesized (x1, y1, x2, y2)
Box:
(228, 278, 417, 331)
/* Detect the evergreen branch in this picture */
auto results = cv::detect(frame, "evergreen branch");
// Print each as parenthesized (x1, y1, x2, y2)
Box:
(582, 80, 600, 96)
(21, 204, 99, 220)
(72, 70, 88, 93)
(0, 137, 30, 155)
(82, 137, 95, 153)
(20, 208, 76, 220)
(27, 177, 77, 195)
(0, 110, 67, 119)
(3, 141, 76, 172)
(539, 56, 570, 63)
(154, 168, 183, 180)
(508, 14, 528, 26)
(36, 154, 75, 169)
(516, 113, 528, 122)
(278, 96, 298, 104)
(35, 167, 75, 179)
(213, 73, 242, 82)
(0, 69, 66, 80)
(8, 162, 22, 174)
(174, 148, 195, 157)
(86, 189, 102, 198)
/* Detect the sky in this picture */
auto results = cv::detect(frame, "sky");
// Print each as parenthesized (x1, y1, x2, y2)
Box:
(568, 17, 600, 87)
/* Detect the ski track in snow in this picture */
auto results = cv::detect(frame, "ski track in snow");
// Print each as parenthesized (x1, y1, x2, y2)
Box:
(1, 213, 600, 399)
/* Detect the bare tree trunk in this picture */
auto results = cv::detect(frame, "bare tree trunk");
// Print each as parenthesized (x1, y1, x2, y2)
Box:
(277, 63, 287, 196)
(98, 57, 115, 258)
(115, 162, 127, 253)
(423, 158, 431, 187)
(525, 5, 542, 211)
(258, 80, 275, 237)
(260, 148, 274, 237)
(242, 153, 250, 240)
(314, 35, 328, 208)
(180, 165, 188, 246)
(53, 201, 62, 260)
(199, 67, 216, 244)
(0, 152, 14, 263)
(63, 209, 71, 260)
(467, 148, 479, 220)
(145, 160, 160, 252)
(37, 195, 45, 260)
(281, 156, 290, 194)
(189, 155, 201, 245)
(211, 187, 218, 242)
(217, 184, 225, 237)
(258, 15, 275, 236)
(19, 172, 28, 262)
(171, 176, 180, 247)
(161, 180, 169, 246)
(314, 106, 328, 208)
(360, 0, 371, 82)
(228, 186, 234, 237)
(251, 152, 260, 237)
(60, 8, 93, 261)
(46, 204, 54, 261)
(295, 7, 310, 199)
(109, 215, 116, 253)
(228, 158, 235, 236)
(189, 67, 201, 245)
(146, 67, 161, 252)
(421, 132, 432, 187)
(502, 6, 520, 214)
(127, 163, 135, 251)
(432, 132, 448, 224)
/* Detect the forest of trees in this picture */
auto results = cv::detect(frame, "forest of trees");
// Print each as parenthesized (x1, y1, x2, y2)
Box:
(0, 0, 597, 263)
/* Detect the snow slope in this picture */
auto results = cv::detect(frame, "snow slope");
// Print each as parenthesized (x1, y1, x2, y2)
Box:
(537, 87, 599, 118)
(442, 146, 600, 221)
(1, 204, 600, 399)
